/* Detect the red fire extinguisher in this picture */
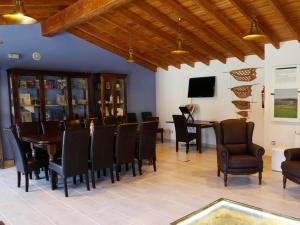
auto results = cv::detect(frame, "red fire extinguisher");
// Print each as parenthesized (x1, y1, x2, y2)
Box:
(261, 85, 265, 109)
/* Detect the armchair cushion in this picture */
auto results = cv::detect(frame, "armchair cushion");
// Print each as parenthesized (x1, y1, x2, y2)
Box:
(281, 161, 300, 177)
(284, 148, 300, 161)
(248, 143, 265, 158)
(229, 155, 259, 169)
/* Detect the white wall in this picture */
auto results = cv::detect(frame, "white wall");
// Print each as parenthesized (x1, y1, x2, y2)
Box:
(264, 41, 300, 154)
(156, 56, 265, 148)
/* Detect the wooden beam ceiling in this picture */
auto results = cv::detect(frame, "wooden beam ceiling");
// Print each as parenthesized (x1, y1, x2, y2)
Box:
(42, 0, 133, 36)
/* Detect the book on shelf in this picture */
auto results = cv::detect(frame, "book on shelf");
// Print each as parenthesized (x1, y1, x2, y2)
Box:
(56, 94, 66, 106)
(19, 93, 31, 106)
(21, 111, 32, 122)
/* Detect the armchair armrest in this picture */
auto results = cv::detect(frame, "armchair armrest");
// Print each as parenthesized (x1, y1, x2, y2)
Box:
(248, 143, 265, 158)
(284, 148, 300, 161)
(216, 144, 229, 161)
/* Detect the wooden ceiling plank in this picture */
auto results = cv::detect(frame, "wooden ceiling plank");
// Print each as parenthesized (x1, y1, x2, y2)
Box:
(193, 0, 264, 59)
(162, 0, 245, 62)
(118, 8, 198, 67)
(42, 0, 133, 36)
(135, 1, 226, 64)
(70, 28, 157, 71)
(77, 24, 169, 70)
(228, 0, 280, 49)
(267, 0, 300, 41)
(99, 14, 193, 68)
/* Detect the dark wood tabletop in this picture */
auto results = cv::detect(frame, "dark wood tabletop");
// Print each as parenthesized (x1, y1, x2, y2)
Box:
(166, 120, 216, 127)
(22, 134, 63, 145)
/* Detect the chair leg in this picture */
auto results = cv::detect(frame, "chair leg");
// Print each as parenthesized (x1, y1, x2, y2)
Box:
(91, 171, 96, 189)
(29, 172, 32, 180)
(132, 161, 136, 177)
(79, 175, 83, 183)
(85, 172, 90, 191)
(153, 159, 157, 172)
(50, 170, 55, 190)
(186, 141, 189, 154)
(217, 169, 220, 177)
(115, 164, 120, 181)
(224, 172, 228, 187)
(17, 172, 21, 188)
(258, 171, 262, 185)
(97, 170, 101, 178)
(283, 175, 287, 189)
(160, 130, 163, 143)
(125, 164, 129, 171)
(25, 173, 29, 192)
(176, 141, 178, 152)
(63, 177, 68, 197)
(73, 176, 77, 185)
(110, 167, 114, 183)
(45, 166, 49, 181)
(138, 160, 142, 175)
(103, 168, 107, 176)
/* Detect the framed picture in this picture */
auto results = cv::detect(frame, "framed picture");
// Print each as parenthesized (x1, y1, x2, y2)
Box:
(272, 65, 300, 122)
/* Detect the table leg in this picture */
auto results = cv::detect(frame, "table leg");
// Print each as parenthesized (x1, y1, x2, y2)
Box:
(196, 126, 202, 153)
(47, 144, 57, 189)
(30, 143, 40, 179)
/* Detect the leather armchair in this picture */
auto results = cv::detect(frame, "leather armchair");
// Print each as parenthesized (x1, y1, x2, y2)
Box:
(213, 119, 265, 186)
(281, 148, 300, 188)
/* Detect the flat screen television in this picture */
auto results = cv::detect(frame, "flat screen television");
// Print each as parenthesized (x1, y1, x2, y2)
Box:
(188, 76, 216, 97)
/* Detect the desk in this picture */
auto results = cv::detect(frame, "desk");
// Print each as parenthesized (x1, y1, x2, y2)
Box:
(22, 134, 63, 188)
(166, 120, 215, 153)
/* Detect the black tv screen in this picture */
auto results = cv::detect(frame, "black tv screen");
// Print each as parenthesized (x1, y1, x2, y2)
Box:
(188, 76, 216, 97)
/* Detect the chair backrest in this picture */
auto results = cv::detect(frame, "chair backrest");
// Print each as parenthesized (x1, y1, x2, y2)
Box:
(4, 128, 27, 173)
(62, 129, 90, 177)
(139, 121, 159, 160)
(16, 122, 41, 138)
(103, 116, 118, 126)
(172, 115, 188, 141)
(126, 113, 138, 123)
(42, 121, 63, 135)
(214, 119, 254, 154)
(141, 112, 153, 122)
(90, 126, 115, 170)
(115, 123, 138, 164)
(84, 118, 103, 128)
(63, 119, 82, 130)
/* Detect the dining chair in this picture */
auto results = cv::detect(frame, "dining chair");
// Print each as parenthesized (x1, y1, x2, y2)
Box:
(84, 117, 103, 128)
(137, 121, 159, 175)
(126, 113, 138, 123)
(115, 123, 138, 181)
(63, 119, 83, 130)
(49, 128, 90, 197)
(172, 115, 198, 153)
(4, 128, 49, 192)
(141, 112, 153, 122)
(141, 112, 164, 143)
(103, 116, 118, 126)
(90, 126, 115, 188)
(41, 121, 64, 135)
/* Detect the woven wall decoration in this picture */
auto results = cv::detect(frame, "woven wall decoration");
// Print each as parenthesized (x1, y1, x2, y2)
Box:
(230, 68, 257, 81)
(232, 100, 251, 110)
(237, 111, 248, 117)
(230, 85, 252, 98)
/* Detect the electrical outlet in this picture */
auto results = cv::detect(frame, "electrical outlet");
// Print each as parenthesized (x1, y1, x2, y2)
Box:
(271, 141, 276, 146)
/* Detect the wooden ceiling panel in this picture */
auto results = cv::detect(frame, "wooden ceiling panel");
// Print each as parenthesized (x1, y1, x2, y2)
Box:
(1, 0, 300, 69)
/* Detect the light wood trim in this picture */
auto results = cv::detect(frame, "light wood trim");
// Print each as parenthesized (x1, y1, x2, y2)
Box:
(42, 0, 132, 36)
(135, 1, 225, 64)
(267, 0, 300, 41)
(70, 28, 158, 71)
(193, 0, 264, 59)
(228, 0, 280, 49)
(162, 0, 245, 62)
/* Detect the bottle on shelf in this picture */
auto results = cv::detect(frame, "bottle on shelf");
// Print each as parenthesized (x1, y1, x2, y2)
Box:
(109, 94, 113, 103)
(90, 119, 95, 135)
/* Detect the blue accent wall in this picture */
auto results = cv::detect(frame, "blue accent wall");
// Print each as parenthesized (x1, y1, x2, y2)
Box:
(0, 24, 156, 160)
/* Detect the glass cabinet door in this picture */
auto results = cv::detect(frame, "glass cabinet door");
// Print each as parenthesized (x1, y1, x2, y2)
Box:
(71, 78, 89, 119)
(103, 79, 114, 117)
(16, 75, 41, 122)
(115, 79, 126, 117)
(44, 75, 68, 121)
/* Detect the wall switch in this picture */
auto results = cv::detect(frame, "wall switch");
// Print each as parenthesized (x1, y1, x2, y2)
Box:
(8, 53, 21, 60)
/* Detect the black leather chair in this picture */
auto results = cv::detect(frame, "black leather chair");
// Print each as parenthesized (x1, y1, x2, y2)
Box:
(281, 148, 300, 188)
(137, 121, 159, 175)
(4, 128, 49, 192)
(63, 119, 83, 130)
(103, 116, 118, 126)
(126, 113, 138, 123)
(90, 126, 115, 188)
(115, 123, 138, 181)
(173, 115, 198, 153)
(49, 129, 90, 197)
(41, 121, 64, 135)
(141, 112, 164, 143)
(213, 119, 265, 186)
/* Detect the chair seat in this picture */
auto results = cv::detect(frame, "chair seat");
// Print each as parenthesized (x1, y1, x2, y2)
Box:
(229, 155, 258, 169)
(49, 160, 63, 174)
(282, 161, 300, 177)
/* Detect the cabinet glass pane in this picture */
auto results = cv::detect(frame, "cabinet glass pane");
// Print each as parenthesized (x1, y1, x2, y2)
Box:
(103, 79, 113, 117)
(115, 79, 125, 117)
(17, 75, 41, 122)
(71, 78, 89, 119)
(44, 76, 68, 121)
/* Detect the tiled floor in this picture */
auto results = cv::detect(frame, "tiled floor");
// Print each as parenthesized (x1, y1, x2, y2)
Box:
(1, 141, 300, 225)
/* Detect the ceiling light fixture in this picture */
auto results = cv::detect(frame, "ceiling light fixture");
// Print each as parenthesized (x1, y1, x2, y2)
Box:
(126, 48, 135, 63)
(243, 17, 265, 41)
(2, 0, 37, 25)
(171, 18, 189, 55)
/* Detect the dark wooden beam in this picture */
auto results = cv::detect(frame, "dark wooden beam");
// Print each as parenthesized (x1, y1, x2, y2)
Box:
(42, 0, 132, 36)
